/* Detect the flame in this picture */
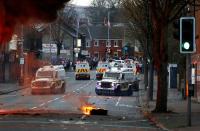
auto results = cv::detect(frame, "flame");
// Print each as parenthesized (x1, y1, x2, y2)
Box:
(81, 105, 96, 115)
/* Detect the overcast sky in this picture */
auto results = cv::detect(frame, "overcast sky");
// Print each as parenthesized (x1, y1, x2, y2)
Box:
(71, 0, 92, 6)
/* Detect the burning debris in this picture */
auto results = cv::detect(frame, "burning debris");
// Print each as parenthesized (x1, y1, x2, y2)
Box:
(81, 106, 96, 115)
(81, 105, 108, 116)
(0, 0, 70, 44)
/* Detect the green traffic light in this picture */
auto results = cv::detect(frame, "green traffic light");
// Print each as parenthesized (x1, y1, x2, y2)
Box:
(183, 42, 190, 50)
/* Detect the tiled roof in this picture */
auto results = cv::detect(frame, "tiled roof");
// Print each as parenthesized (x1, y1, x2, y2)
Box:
(79, 25, 124, 40)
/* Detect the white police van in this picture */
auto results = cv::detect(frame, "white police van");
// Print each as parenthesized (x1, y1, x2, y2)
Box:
(75, 61, 90, 80)
(31, 65, 66, 94)
(95, 68, 139, 96)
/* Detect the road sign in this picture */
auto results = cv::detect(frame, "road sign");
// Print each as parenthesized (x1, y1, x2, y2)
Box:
(20, 58, 24, 65)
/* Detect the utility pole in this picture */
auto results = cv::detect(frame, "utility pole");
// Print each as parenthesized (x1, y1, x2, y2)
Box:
(49, 24, 52, 63)
(145, 0, 150, 106)
(19, 25, 24, 85)
(107, 10, 110, 60)
(187, 0, 196, 126)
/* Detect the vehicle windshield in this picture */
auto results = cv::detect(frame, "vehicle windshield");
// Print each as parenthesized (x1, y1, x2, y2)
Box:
(36, 71, 54, 78)
(103, 72, 121, 80)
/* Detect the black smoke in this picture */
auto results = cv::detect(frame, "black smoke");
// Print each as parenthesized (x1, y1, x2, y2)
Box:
(0, 0, 70, 44)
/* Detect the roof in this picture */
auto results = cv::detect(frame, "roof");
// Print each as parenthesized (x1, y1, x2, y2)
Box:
(79, 25, 124, 40)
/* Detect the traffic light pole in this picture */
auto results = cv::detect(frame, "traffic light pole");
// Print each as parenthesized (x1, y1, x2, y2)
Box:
(187, 0, 196, 126)
(187, 54, 191, 126)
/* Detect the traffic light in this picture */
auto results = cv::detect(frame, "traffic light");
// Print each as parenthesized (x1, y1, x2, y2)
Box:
(180, 17, 196, 53)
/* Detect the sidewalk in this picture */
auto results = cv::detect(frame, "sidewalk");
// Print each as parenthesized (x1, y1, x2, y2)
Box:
(139, 77, 200, 131)
(0, 83, 28, 95)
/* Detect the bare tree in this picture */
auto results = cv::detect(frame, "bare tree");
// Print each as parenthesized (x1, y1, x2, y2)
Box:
(50, 4, 77, 57)
(88, 0, 123, 24)
(122, 0, 199, 112)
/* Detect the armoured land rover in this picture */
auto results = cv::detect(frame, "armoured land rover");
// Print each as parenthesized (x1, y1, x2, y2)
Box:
(95, 68, 139, 96)
(31, 65, 66, 94)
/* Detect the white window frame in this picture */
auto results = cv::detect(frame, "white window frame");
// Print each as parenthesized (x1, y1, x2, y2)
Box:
(106, 40, 111, 47)
(114, 40, 118, 47)
(86, 41, 90, 47)
(94, 40, 99, 47)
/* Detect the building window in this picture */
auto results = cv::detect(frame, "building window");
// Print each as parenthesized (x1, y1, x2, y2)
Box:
(114, 52, 118, 57)
(86, 41, 90, 47)
(94, 52, 99, 58)
(106, 40, 111, 47)
(114, 41, 118, 47)
(94, 40, 99, 47)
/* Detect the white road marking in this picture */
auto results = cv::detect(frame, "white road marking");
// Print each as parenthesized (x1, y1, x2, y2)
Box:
(39, 103, 45, 107)
(0, 94, 18, 99)
(31, 107, 37, 109)
(47, 100, 54, 103)
(118, 104, 133, 108)
(115, 97, 121, 106)
(54, 98, 59, 101)
(71, 80, 95, 93)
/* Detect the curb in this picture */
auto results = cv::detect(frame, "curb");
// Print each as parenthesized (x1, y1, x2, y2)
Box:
(0, 86, 29, 95)
(140, 106, 170, 131)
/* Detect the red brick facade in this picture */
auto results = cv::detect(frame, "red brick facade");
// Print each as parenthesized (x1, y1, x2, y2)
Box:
(86, 39, 123, 60)
(192, 10, 200, 101)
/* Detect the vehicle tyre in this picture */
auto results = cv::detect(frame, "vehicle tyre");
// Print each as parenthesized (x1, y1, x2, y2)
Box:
(114, 86, 121, 96)
(132, 82, 139, 92)
(95, 89, 101, 95)
(60, 84, 65, 94)
(127, 87, 133, 96)
(75, 75, 79, 80)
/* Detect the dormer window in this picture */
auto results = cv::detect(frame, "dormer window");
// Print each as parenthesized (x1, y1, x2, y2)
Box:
(94, 40, 99, 47)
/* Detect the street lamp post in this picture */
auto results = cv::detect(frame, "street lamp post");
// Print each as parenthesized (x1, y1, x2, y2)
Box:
(18, 25, 24, 85)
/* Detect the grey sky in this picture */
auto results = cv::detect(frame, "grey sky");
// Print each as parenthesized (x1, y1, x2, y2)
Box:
(71, 0, 92, 6)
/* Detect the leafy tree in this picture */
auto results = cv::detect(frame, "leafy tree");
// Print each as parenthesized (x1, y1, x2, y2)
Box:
(122, 0, 198, 112)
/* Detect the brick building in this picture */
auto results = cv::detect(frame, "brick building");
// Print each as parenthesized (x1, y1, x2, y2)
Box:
(191, 9, 200, 102)
(81, 25, 124, 60)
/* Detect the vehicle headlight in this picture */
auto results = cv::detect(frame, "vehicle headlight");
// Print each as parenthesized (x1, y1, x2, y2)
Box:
(97, 82, 101, 86)
(112, 83, 117, 87)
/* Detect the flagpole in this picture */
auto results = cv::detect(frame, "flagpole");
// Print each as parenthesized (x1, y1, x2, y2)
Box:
(107, 11, 110, 59)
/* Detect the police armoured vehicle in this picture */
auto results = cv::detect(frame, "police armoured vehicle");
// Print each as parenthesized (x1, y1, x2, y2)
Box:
(96, 61, 110, 80)
(75, 61, 90, 80)
(95, 68, 139, 96)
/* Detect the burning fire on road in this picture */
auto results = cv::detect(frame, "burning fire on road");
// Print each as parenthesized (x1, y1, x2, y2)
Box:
(81, 105, 96, 115)
(81, 105, 108, 116)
